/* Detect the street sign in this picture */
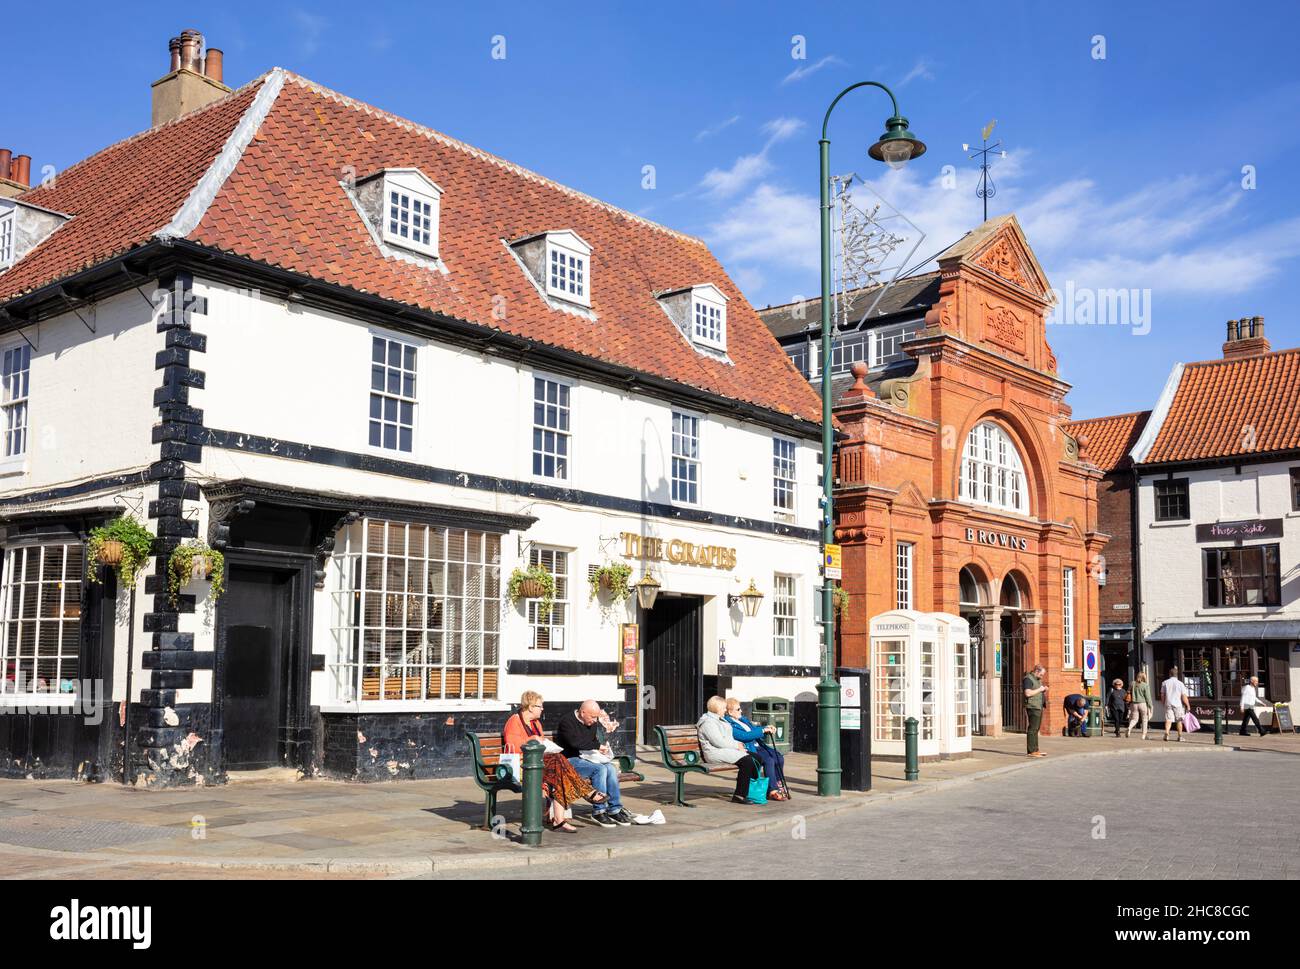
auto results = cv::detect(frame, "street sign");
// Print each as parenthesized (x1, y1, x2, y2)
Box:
(824, 543, 842, 580)
(1083, 639, 1100, 683)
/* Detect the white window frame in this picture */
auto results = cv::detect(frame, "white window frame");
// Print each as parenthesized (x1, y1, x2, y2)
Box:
(773, 436, 797, 517)
(896, 542, 913, 610)
(689, 284, 729, 352)
(368, 331, 419, 455)
(959, 421, 1029, 515)
(0, 542, 83, 704)
(527, 545, 571, 651)
(531, 374, 572, 481)
(773, 573, 797, 658)
(0, 206, 14, 269)
(543, 231, 593, 308)
(870, 320, 924, 368)
(327, 519, 503, 709)
(671, 410, 702, 506)
(0, 338, 31, 473)
(1062, 567, 1076, 668)
(380, 170, 441, 258)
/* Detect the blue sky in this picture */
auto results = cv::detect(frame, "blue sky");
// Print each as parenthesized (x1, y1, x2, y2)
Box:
(6, 0, 1299, 419)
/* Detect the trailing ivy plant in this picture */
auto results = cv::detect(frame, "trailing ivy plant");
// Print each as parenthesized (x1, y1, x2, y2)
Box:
(86, 515, 155, 589)
(167, 541, 226, 608)
(507, 564, 556, 620)
(588, 560, 633, 603)
(832, 585, 850, 620)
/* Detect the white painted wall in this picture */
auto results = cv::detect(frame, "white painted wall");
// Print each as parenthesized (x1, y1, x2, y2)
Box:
(0, 287, 159, 493)
(187, 277, 823, 712)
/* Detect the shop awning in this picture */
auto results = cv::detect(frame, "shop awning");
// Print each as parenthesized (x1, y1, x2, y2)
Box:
(1146, 620, 1300, 642)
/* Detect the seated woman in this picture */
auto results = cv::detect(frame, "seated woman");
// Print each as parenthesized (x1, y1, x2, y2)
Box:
(503, 690, 608, 833)
(724, 697, 789, 800)
(697, 695, 764, 804)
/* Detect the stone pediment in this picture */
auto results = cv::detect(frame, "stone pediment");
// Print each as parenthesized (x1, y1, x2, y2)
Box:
(941, 215, 1051, 300)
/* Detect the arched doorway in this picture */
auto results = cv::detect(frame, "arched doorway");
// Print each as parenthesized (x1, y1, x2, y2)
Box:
(999, 572, 1028, 732)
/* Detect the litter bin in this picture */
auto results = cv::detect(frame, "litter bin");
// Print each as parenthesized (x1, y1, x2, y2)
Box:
(753, 697, 792, 754)
(1087, 694, 1103, 738)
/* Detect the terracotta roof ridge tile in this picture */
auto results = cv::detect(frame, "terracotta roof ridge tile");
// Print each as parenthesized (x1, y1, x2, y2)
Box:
(1181, 345, 1300, 370)
(19, 71, 273, 206)
(1068, 410, 1151, 425)
(278, 70, 706, 248)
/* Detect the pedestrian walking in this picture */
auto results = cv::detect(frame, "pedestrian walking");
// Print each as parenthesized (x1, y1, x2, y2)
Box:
(1161, 666, 1190, 742)
(1127, 671, 1153, 739)
(1106, 678, 1128, 737)
(1239, 675, 1268, 737)
(1022, 663, 1048, 757)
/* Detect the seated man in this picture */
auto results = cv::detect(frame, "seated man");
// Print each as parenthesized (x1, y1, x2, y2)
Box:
(1063, 693, 1090, 737)
(555, 700, 633, 828)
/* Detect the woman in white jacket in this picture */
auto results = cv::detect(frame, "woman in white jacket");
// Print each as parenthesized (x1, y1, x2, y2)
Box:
(697, 695, 763, 803)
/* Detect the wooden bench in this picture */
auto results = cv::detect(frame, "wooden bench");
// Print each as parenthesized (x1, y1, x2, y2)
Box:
(654, 723, 777, 807)
(465, 730, 644, 830)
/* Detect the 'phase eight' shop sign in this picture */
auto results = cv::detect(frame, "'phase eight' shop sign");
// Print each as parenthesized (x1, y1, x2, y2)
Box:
(965, 527, 1031, 552)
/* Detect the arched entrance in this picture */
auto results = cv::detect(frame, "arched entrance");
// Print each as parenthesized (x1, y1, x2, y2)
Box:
(998, 572, 1028, 732)
(958, 566, 988, 732)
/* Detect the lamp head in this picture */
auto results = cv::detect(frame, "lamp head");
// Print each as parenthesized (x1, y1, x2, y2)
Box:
(869, 115, 927, 170)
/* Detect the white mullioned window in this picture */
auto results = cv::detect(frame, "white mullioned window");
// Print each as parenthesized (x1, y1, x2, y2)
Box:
(369, 335, 417, 453)
(527, 546, 569, 650)
(542, 233, 592, 307)
(1062, 567, 1076, 667)
(773, 437, 796, 515)
(896, 542, 913, 610)
(690, 285, 728, 352)
(960, 422, 1028, 515)
(378, 170, 441, 258)
(329, 519, 501, 702)
(0, 209, 13, 268)
(532, 376, 571, 479)
(672, 411, 701, 504)
(2, 343, 30, 462)
(773, 573, 797, 658)
(0, 543, 83, 697)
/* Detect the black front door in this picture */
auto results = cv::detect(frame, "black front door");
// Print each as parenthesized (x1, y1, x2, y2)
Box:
(641, 596, 702, 739)
(221, 567, 294, 770)
(1000, 612, 1026, 732)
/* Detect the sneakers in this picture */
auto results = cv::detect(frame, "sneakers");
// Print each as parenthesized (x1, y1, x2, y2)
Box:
(590, 812, 619, 828)
(607, 809, 633, 827)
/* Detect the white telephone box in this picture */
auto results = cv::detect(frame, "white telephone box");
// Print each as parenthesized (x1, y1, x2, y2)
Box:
(932, 612, 973, 757)
(869, 610, 941, 760)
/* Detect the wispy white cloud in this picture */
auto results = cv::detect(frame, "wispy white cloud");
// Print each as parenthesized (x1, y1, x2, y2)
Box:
(695, 118, 806, 199)
(897, 58, 935, 88)
(696, 114, 741, 142)
(707, 183, 820, 273)
(291, 9, 328, 58)
(782, 54, 844, 86)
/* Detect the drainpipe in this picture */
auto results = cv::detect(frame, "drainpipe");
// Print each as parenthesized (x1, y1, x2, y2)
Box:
(121, 585, 136, 786)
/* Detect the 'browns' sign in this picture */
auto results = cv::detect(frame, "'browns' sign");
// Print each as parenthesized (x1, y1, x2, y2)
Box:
(965, 527, 1030, 552)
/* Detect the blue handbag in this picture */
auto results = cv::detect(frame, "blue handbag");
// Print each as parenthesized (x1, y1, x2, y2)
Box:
(745, 755, 769, 804)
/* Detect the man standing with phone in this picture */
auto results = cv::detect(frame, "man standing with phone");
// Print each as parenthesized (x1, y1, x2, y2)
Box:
(1023, 664, 1048, 758)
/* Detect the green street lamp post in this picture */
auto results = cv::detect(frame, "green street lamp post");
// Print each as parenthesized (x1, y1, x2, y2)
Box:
(816, 82, 925, 797)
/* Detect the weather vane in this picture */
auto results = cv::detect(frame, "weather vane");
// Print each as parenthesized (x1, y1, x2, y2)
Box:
(964, 120, 1007, 223)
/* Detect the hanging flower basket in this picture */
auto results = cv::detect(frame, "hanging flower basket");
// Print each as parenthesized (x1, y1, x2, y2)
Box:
(87, 515, 156, 590)
(588, 561, 633, 603)
(97, 540, 125, 566)
(167, 542, 226, 608)
(518, 578, 547, 599)
(507, 565, 556, 620)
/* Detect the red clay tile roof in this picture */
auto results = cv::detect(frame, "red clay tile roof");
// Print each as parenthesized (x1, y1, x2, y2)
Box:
(1066, 411, 1150, 472)
(0, 85, 260, 301)
(1139, 348, 1300, 464)
(2, 70, 821, 425)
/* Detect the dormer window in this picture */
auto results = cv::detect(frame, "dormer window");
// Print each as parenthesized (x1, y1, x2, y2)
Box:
(656, 283, 729, 356)
(508, 230, 593, 311)
(353, 168, 443, 262)
(0, 207, 13, 269)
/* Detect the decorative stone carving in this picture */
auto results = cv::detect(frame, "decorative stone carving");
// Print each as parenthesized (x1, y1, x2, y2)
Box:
(976, 237, 1032, 290)
(1062, 432, 1080, 463)
(206, 498, 255, 550)
(984, 302, 1026, 355)
(314, 510, 362, 589)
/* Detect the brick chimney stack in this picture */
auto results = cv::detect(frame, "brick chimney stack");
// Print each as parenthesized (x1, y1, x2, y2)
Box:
(1222, 317, 1271, 360)
(0, 149, 31, 198)
(150, 28, 231, 127)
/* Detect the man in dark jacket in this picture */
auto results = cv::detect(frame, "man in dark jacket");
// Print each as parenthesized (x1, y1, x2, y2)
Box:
(1064, 693, 1090, 737)
(555, 700, 632, 828)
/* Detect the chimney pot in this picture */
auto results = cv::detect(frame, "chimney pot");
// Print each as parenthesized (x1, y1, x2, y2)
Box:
(178, 29, 202, 73)
(204, 47, 224, 83)
(168, 36, 182, 73)
(1226, 320, 1236, 340)
(12, 155, 30, 188)
(1252, 315, 1264, 338)
(0, 149, 11, 182)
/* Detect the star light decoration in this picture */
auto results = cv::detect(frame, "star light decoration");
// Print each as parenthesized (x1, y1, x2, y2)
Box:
(828, 174, 926, 335)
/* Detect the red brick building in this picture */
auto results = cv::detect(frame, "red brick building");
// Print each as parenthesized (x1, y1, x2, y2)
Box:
(763, 215, 1106, 737)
